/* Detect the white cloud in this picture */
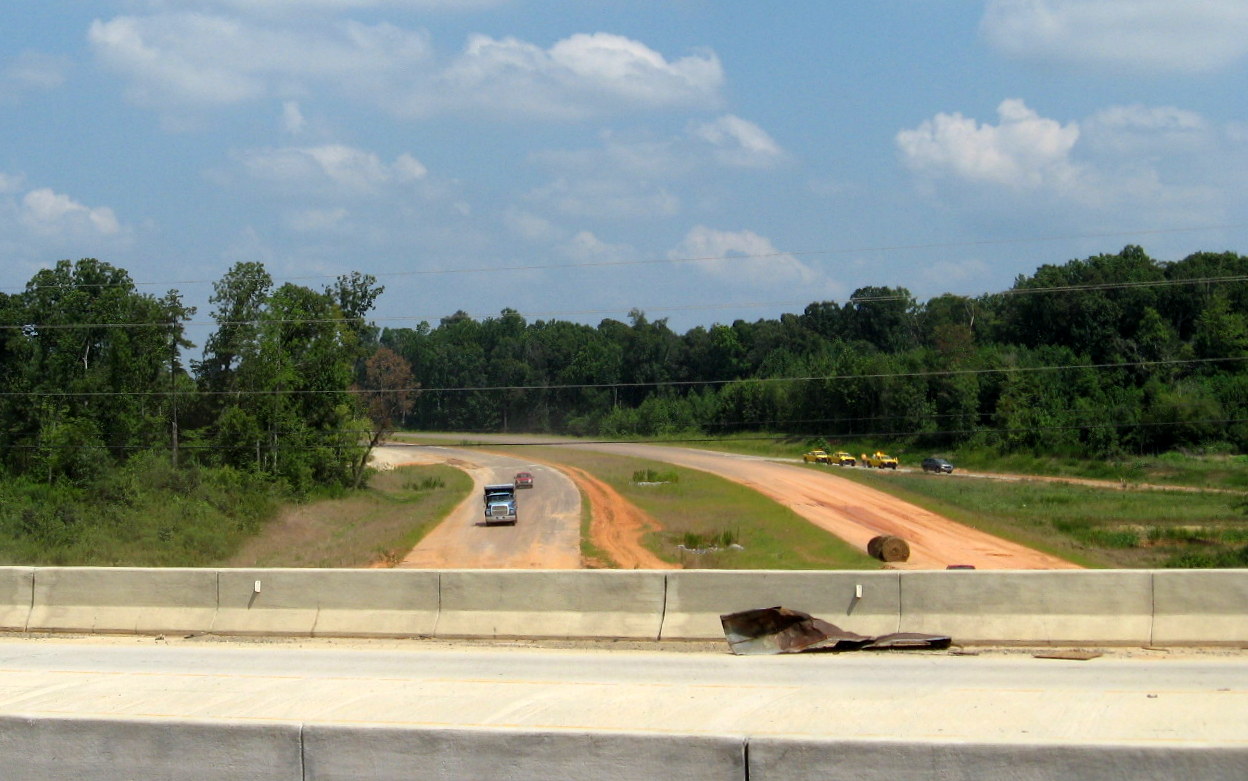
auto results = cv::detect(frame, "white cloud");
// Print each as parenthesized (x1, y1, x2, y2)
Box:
(504, 207, 562, 243)
(524, 131, 687, 220)
(393, 153, 428, 181)
(669, 226, 822, 289)
(529, 177, 681, 220)
(896, 99, 1082, 191)
(20, 188, 121, 237)
(981, 0, 1248, 73)
(281, 101, 305, 134)
(89, 14, 433, 109)
(896, 99, 1240, 232)
(691, 115, 785, 168)
(561, 230, 633, 264)
(0, 173, 25, 195)
(0, 176, 131, 266)
(433, 32, 723, 119)
(523, 119, 784, 222)
(1, 51, 70, 100)
(1082, 104, 1210, 156)
(91, 14, 722, 121)
(531, 133, 689, 180)
(145, 0, 506, 13)
(237, 144, 427, 195)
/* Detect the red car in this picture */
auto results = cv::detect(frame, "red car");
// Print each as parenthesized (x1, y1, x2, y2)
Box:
(513, 471, 534, 489)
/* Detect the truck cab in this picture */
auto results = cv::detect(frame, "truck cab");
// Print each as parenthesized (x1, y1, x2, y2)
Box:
(483, 484, 518, 525)
(861, 451, 899, 469)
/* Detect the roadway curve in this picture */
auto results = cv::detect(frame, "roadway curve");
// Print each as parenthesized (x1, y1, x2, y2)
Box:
(576, 442, 1078, 570)
(378, 446, 581, 569)
(388, 436, 1077, 570)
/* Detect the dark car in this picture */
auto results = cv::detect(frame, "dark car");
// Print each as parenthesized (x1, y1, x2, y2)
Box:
(921, 457, 954, 473)
(513, 471, 534, 488)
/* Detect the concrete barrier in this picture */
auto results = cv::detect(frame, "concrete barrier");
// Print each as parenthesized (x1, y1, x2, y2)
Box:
(214, 569, 439, 637)
(898, 570, 1154, 644)
(0, 715, 302, 780)
(748, 737, 1248, 781)
(8, 567, 1248, 645)
(436, 570, 666, 639)
(660, 570, 901, 640)
(0, 567, 33, 631)
(302, 725, 745, 781)
(27, 567, 218, 635)
(1152, 569, 1248, 645)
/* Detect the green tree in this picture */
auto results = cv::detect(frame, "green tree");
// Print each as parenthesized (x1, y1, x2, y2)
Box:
(8, 259, 190, 475)
(842, 286, 919, 354)
(197, 261, 272, 396)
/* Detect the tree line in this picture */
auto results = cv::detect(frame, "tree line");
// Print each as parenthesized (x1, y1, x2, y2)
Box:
(380, 245, 1248, 457)
(1, 245, 1245, 497)
(0, 259, 392, 492)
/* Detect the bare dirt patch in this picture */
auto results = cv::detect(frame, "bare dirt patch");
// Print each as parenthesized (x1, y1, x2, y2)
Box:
(573, 444, 1081, 570)
(557, 464, 677, 570)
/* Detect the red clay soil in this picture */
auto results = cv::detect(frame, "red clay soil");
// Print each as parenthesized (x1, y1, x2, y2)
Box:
(556, 464, 677, 570)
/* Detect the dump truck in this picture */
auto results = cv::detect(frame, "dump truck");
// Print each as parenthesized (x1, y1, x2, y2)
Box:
(861, 451, 899, 469)
(483, 483, 518, 525)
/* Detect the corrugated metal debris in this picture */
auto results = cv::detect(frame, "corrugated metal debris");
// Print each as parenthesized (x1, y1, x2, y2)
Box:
(720, 606, 951, 655)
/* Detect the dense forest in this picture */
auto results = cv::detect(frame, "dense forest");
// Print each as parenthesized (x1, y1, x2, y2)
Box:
(0, 259, 388, 494)
(382, 245, 1248, 458)
(1, 244, 1246, 498)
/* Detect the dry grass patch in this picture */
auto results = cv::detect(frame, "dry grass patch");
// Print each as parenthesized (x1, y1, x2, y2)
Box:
(222, 464, 472, 568)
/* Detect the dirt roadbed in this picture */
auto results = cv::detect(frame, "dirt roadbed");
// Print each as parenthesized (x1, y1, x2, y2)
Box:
(371, 443, 1076, 570)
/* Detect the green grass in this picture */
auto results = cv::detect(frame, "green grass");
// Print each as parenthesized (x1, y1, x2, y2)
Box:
(519, 446, 877, 570)
(837, 467, 1247, 568)
(393, 431, 1248, 569)
(0, 453, 284, 567)
(643, 433, 1248, 568)
(649, 433, 1248, 492)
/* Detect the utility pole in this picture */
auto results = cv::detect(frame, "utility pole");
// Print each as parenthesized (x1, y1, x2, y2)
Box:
(170, 323, 179, 468)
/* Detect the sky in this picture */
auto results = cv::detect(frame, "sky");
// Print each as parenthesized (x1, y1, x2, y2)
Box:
(2, 1, 1246, 342)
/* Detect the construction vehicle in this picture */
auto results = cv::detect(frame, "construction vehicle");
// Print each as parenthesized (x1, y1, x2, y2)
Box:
(483, 483, 518, 525)
(861, 451, 899, 469)
(802, 450, 829, 464)
(828, 451, 856, 466)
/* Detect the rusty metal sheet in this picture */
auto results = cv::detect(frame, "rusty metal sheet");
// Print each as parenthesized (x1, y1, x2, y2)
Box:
(863, 632, 952, 650)
(720, 606, 950, 655)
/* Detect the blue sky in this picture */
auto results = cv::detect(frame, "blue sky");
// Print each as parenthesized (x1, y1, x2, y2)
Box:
(2, 1, 1246, 339)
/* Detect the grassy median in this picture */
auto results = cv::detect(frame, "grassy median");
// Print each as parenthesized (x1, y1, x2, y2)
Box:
(518, 445, 877, 569)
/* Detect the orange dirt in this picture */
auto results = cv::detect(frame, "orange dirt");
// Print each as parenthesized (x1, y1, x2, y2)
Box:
(372, 442, 1080, 570)
(557, 465, 678, 570)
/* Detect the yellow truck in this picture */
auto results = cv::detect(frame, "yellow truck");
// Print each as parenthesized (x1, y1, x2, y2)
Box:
(861, 451, 898, 469)
(828, 451, 856, 466)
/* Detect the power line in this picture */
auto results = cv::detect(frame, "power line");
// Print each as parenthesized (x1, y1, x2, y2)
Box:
(0, 355, 1243, 399)
(8, 415, 1248, 453)
(400, 415, 1248, 447)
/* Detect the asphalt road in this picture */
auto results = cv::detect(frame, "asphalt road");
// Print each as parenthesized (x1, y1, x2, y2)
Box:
(0, 636, 1243, 745)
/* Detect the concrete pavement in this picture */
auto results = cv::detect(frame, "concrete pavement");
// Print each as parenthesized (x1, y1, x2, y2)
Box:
(0, 636, 1244, 779)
